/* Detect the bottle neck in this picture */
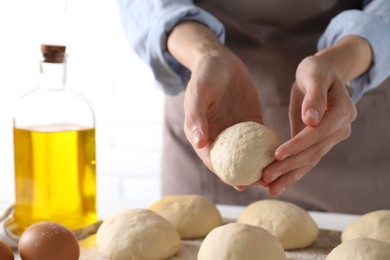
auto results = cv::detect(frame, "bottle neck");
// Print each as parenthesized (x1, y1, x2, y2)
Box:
(39, 60, 67, 90)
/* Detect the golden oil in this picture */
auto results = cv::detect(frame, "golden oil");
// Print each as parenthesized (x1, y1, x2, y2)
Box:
(12, 126, 97, 235)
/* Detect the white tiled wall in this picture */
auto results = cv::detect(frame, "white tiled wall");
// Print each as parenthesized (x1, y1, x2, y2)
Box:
(0, 0, 165, 215)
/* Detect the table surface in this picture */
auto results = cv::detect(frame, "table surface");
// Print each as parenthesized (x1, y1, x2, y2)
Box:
(1, 198, 359, 230)
(1, 198, 360, 259)
(1, 198, 359, 231)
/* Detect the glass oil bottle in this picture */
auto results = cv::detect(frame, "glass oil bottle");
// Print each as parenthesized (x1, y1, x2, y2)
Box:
(10, 45, 97, 235)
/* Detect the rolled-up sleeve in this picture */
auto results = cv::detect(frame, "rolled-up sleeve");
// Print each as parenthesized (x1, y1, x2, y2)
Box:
(317, 0, 390, 102)
(117, 0, 225, 95)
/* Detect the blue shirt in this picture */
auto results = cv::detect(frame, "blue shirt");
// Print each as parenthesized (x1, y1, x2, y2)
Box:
(117, 0, 390, 102)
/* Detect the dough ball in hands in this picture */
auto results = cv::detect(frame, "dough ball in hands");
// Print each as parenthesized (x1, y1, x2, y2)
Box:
(237, 199, 318, 249)
(326, 237, 390, 260)
(198, 223, 286, 260)
(341, 210, 390, 243)
(149, 194, 222, 239)
(210, 121, 280, 186)
(96, 208, 180, 260)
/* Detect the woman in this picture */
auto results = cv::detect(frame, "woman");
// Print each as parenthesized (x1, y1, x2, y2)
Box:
(117, 0, 390, 214)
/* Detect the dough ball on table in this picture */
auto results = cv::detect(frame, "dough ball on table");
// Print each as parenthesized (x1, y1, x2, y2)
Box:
(326, 237, 390, 260)
(210, 121, 280, 186)
(198, 223, 286, 260)
(96, 208, 180, 260)
(237, 199, 318, 249)
(341, 210, 390, 243)
(149, 194, 222, 239)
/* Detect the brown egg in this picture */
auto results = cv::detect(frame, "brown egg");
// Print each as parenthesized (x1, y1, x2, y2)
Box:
(18, 221, 80, 260)
(0, 240, 14, 260)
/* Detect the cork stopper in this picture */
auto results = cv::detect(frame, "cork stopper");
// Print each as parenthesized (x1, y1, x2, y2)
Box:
(41, 44, 66, 63)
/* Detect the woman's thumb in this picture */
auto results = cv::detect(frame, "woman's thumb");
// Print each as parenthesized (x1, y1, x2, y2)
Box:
(184, 104, 209, 149)
(301, 85, 327, 127)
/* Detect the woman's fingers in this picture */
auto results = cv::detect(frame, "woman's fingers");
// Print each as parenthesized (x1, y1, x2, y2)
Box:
(279, 80, 355, 160)
(263, 125, 352, 195)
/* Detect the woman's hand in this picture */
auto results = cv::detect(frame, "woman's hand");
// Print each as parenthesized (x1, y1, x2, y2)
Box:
(261, 35, 372, 196)
(167, 21, 262, 174)
(183, 47, 263, 172)
(261, 56, 357, 195)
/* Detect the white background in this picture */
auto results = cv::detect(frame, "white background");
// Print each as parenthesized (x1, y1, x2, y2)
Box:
(0, 0, 165, 217)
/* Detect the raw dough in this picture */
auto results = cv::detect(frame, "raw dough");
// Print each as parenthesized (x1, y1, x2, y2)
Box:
(198, 222, 286, 260)
(149, 194, 222, 239)
(96, 208, 180, 260)
(237, 199, 318, 249)
(341, 210, 390, 243)
(326, 237, 390, 260)
(210, 121, 280, 186)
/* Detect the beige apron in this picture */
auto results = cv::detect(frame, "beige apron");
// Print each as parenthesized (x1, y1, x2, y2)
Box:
(161, 0, 390, 214)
